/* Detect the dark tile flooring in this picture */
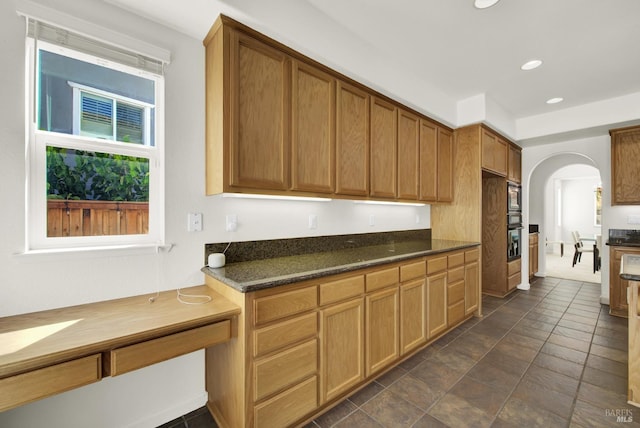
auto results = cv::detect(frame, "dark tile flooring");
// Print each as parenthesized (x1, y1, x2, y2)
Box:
(160, 276, 638, 428)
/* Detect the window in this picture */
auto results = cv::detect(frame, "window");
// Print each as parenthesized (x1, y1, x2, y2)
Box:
(25, 19, 166, 251)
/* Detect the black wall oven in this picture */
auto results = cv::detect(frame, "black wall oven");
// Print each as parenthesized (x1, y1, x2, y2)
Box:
(507, 183, 522, 261)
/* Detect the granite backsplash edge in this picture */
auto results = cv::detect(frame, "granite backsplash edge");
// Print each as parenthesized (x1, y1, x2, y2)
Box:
(204, 229, 432, 265)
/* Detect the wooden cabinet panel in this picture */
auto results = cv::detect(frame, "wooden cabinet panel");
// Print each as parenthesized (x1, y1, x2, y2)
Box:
(291, 60, 335, 193)
(400, 278, 427, 355)
(447, 280, 465, 305)
(320, 275, 365, 306)
(427, 271, 447, 338)
(370, 97, 397, 198)
(254, 339, 317, 401)
(254, 376, 317, 428)
(610, 247, 640, 317)
(427, 255, 448, 275)
(464, 260, 480, 315)
(508, 145, 522, 184)
(611, 126, 640, 205)
(320, 298, 364, 403)
(507, 259, 521, 291)
(419, 120, 437, 201)
(437, 128, 454, 202)
(230, 31, 290, 190)
(397, 109, 420, 200)
(253, 312, 317, 357)
(448, 251, 465, 269)
(529, 233, 539, 279)
(0, 354, 101, 412)
(366, 266, 399, 292)
(254, 285, 317, 325)
(481, 129, 508, 176)
(448, 266, 464, 283)
(336, 81, 369, 196)
(107, 321, 231, 376)
(400, 259, 426, 282)
(366, 287, 399, 376)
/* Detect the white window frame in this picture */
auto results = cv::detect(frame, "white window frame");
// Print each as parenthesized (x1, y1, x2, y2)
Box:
(69, 81, 153, 145)
(26, 39, 165, 251)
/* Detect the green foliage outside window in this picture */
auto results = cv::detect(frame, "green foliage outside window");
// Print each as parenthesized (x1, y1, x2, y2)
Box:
(46, 146, 149, 202)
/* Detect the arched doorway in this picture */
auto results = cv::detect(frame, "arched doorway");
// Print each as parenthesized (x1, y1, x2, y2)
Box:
(528, 153, 602, 283)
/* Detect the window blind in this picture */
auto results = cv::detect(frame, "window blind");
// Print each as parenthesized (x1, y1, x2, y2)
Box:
(27, 18, 165, 75)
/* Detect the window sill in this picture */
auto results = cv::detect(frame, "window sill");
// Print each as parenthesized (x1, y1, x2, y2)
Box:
(15, 243, 174, 261)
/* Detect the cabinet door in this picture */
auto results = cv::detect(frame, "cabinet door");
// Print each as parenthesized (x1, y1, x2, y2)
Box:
(366, 287, 399, 376)
(508, 145, 522, 184)
(291, 60, 335, 193)
(370, 97, 397, 198)
(400, 278, 426, 355)
(426, 272, 447, 338)
(611, 127, 640, 205)
(481, 129, 508, 176)
(419, 120, 437, 201)
(610, 247, 640, 317)
(320, 298, 364, 403)
(230, 31, 290, 190)
(437, 128, 453, 202)
(464, 261, 479, 316)
(397, 109, 420, 200)
(336, 81, 369, 196)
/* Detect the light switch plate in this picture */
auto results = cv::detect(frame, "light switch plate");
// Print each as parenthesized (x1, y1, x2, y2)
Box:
(187, 212, 202, 232)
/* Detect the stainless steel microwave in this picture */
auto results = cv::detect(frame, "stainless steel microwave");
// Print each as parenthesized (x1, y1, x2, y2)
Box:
(507, 183, 521, 212)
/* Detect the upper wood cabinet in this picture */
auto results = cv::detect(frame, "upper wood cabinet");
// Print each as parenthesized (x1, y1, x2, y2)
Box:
(419, 120, 453, 202)
(611, 126, 640, 205)
(481, 129, 508, 177)
(336, 81, 370, 197)
(204, 15, 453, 203)
(508, 144, 522, 184)
(370, 97, 397, 199)
(397, 109, 420, 200)
(291, 60, 335, 193)
(229, 31, 290, 190)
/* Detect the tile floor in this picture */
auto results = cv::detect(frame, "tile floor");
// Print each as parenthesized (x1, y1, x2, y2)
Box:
(160, 276, 638, 428)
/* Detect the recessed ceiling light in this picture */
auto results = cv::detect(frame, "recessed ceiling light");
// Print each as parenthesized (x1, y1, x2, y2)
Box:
(474, 0, 500, 9)
(546, 97, 564, 104)
(521, 60, 542, 71)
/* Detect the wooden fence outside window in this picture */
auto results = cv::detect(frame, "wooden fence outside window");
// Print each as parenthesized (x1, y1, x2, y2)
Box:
(47, 200, 149, 237)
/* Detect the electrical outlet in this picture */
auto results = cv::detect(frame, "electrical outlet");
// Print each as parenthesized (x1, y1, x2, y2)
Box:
(226, 214, 237, 232)
(308, 214, 318, 229)
(369, 214, 375, 226)
(187, 212, 202, 232)
(629, 215, 640, 225)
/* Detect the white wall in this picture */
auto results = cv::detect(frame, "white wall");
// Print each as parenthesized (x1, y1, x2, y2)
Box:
(0, 1, 429, 427)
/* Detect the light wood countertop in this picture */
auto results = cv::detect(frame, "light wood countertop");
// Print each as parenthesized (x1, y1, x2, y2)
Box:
(0, 285, 240, 378)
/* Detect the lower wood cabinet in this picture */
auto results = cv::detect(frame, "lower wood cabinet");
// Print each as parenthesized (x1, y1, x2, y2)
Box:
(204, 246, 480, 428)
(610, 246, 640, 317)
(320, 297, 364, 403)
(529, 233, 539, 279)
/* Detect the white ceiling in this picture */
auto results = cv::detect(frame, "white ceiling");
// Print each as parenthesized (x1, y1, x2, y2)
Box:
(105, 0, 640, 144)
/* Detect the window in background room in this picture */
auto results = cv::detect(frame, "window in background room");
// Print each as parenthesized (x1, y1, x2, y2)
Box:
(594, 185, 602, 226)
(25, 18, 166, 251)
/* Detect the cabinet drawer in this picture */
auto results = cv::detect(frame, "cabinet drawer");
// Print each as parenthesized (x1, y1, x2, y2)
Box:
(448, 300, 465, 326)
(507, 259, 522, 276)
(254, 375, 317, 428)
(448, 252, 465, 269)
(0, 354, 101, 412)
(254, 312, 317, 357)
(508, 272, 521, 290)
(529, 234, 538, 245)
(448, 280, 465, 305)
(254, 286, 317, 325)
(400, 260, 426, 282)
(254, 339, 317, 401)
(465, 248, 480, 263)
(107, 320, 231, 376)
(320, 275, 364, 305)
(427, 256, 448, 274)
(448, 266, 464, 283)
(366, 267, 399, 292)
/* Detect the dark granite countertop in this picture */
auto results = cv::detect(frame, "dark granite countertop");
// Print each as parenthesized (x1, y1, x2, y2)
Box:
(620, 254, 640, 281)
(202, 239, 479, 293)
